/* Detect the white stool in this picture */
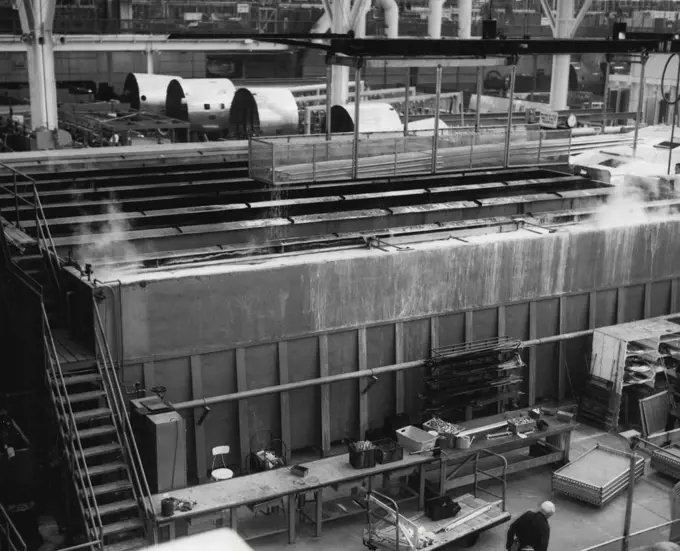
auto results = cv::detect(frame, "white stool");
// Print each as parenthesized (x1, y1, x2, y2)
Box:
(211, 445, 234, 482)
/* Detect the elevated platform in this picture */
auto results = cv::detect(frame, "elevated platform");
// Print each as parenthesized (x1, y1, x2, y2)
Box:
(53, 328, 95, 371)
(249, 127, 631, 185)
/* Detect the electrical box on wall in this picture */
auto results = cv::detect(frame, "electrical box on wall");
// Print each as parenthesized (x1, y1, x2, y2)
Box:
(130, 398, 187, 493)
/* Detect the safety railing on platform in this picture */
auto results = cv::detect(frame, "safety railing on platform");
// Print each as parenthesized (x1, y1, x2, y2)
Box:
(92, 301, 157, 543)
(249, 125, 573, 185)
(579, 519, 678, 551)
(0, 162, 62, 294)
(472, 448, 508, 511)
(0, 502, 27, 551)
(42, 303, 104, 551)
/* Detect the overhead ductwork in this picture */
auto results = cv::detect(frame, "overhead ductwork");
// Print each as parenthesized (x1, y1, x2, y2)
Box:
(228, 87, 299, 138)
(376, 0, 399, 38)
(428, 0, 445, 38)
(165, 78, 236, 135)
(324, 103, 403, 133)
(122, 73, 181, 114)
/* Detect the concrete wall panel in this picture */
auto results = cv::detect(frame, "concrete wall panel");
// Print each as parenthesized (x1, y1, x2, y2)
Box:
(620, 285, 645, 323)
(439, 313, 465, 347)
(200, 349, 238, 474)
(403, 319, 430, 418)
(650, 281, 672, 317)
(366, 325, 397, 432)
(327, 331, 359, 442)
(286, 337, 320, 451)
(534, 299, 559, 401)
(596, 289, 618, 327)
(473, 309, 498, 341)
(244, 344, 280, 442)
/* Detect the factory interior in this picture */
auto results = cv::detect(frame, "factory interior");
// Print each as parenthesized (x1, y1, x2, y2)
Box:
(5, 1, 680, 551)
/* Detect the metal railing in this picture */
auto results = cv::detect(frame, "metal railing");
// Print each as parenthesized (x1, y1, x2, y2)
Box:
(92, 302, 157, 544)
(249, 125, 574, 185)
(579, 519, 679, 551)
(0, 162, 62, 295)
(0, 503, 27, 551)
(42, 303, 105, 550)
(473, 448, 508, 512)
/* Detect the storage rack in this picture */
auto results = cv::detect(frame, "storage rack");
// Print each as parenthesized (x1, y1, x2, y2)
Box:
(421, 337, 525, 423)
(580, 319, 680, 431)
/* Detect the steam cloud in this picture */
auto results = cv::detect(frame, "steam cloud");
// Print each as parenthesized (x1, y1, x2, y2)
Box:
(74, 201, 140, 282)
(589, 159, 679, 229)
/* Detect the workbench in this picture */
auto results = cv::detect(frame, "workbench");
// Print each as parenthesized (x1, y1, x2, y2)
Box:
(152, 410, 577, 544)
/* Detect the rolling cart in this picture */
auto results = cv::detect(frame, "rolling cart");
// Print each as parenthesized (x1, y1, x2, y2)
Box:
(363, 449, 512, 550)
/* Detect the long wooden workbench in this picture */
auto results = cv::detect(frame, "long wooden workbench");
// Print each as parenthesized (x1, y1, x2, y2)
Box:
(152, 411, 577, 544)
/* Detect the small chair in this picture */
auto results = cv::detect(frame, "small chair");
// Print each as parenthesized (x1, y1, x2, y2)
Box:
(211, 446, 234, 482)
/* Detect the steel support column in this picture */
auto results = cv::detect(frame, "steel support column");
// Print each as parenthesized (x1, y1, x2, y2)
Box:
(458, 0, 472, 39)
(18, 0, 58, 132)
(331, 0, 350, 105)
(548, 0, 574, 111)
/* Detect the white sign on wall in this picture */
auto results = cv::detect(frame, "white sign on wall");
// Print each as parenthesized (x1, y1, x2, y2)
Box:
(237, 3, 250, 13)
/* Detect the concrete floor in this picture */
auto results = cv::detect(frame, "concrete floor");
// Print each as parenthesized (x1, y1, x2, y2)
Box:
(248, 425, 676, 551)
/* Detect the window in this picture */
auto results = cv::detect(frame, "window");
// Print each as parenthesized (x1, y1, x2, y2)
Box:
(655, 141, 680, 150)
(220, 103, 225, 110)
(204, 104, 211, 110)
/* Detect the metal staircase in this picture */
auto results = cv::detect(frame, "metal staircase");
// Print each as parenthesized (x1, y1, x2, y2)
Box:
(0, 163, 156, 551)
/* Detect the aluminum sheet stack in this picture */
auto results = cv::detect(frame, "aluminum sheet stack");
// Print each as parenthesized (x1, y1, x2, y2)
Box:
(552, 444, 644, 507)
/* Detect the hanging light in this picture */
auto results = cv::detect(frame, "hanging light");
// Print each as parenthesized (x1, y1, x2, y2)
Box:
(613, 21, 627, 41)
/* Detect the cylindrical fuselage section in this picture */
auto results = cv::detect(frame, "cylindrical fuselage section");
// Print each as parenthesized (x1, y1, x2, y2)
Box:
(165, 78, 236, 134)
(327, 102, 403, 133)
(123, 73, 182, 114)
(228, 87, 299, 138)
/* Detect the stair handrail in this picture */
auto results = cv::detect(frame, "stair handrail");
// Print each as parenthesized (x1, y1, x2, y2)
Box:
(0, 502, 27, 551)
(0, 163, 63, 294)
(92, 302, 157, 540)
(42, 304, 105, 550)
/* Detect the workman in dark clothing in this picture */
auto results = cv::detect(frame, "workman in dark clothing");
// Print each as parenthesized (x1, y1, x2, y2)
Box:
(506, 501, 555, 551)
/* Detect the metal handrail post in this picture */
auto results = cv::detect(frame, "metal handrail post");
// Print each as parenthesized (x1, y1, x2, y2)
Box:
(537, 130, 544, 165)
(504, 65, 517, 168)
(632, 53, 647, 158)
(13, 172, 20, 229)
(431, 65, 443, 174)
(352, 62, 363, 181)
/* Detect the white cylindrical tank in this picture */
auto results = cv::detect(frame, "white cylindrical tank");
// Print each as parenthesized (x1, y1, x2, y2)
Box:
(428, 0, 445, 38)
(228, 87, 299, 138)
(326, 102, 403, 133)
(123, 73, 182, 114)
(165, 78, 236, 134)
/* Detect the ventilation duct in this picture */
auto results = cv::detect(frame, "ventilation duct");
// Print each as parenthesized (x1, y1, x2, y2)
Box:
(228, 87, 299, 138)
(165, 78, 236, 135)
(376, 0, 399, 38)
(122, 73, 181, 114)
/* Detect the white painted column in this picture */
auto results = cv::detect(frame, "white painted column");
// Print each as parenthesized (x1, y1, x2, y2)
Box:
(549, 0, 573, 111)
(145, 44, 154, 74)
(331, 0, 349, 106)
(458, 0, 472, 38)
(428, 0, 445, 39)
(19, 0, 58, 131)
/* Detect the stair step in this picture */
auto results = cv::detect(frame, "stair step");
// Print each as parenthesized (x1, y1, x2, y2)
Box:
(82, 461, 126, 477)
(88, 480, 133, 497)
(77, 425, 116, 439)
(82, 443, 121, 459)
(61, 390, 106, 404)
(102, 518, 143, 537)
(73, 407, 111, 423)
(103, 537, 147, 551)
(90, 499, 137, 517)
(61, 372, 101, 385)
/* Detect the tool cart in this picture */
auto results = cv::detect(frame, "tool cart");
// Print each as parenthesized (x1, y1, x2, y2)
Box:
(363, 449, 511, 550)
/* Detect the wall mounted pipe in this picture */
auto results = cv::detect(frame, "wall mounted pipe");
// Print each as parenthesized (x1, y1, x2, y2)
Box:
(172, 318, 680, 412)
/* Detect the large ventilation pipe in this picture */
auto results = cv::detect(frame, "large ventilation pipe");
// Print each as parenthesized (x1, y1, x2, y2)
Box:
(122, 73, 182, 114)
(323, 103, 403, 133)
(376, 0, 399, 38)
(428, 0, 445, 38)
(165, 78, 236, 135)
